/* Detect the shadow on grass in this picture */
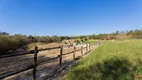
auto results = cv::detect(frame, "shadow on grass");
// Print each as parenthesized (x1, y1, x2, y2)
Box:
(69, 57, 135, 80)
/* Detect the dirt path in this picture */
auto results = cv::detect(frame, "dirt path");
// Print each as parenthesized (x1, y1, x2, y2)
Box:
(0, 43, 101, 80)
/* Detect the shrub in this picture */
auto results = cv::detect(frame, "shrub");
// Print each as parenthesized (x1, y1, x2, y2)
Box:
(0, 35, 20, 53)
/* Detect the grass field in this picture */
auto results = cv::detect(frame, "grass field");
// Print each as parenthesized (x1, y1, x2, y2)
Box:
(65, 40, 142, 80)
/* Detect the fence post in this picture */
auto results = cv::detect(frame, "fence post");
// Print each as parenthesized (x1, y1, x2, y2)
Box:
(81, 46, 83, 56)
(91, 43, 93, 50)
(73, 46, 76, 60)
(59, 46, 63, 65)
(90, 43, 92, 50)
(94, 43, 96, 48)
(86, 44, 88, 53)
(89, 43, 90, 50)
(90, 43, 91, 50)
(93, 43, 95, 48)
(33, 46, 38, 80)
(91, 43, 92, 49)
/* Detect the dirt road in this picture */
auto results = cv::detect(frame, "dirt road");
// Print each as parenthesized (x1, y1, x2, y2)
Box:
(0, 43, 100, 80)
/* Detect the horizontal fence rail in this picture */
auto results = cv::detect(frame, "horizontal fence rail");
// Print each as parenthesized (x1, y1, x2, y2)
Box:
(0, 41, 102, 80)
(0, 50, 35, 58)
(0, 46, 61, 59)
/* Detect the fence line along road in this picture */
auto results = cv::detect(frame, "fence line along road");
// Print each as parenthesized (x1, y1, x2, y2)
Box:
(0, 41, 102, 80)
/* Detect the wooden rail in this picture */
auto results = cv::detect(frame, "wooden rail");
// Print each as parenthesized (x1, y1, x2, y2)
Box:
(0, 41, 102, 80)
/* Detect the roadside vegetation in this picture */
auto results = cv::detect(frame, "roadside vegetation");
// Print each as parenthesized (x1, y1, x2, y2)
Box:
(0, 29, 142, 54)
(84, 39, 97, 43)
(0, 32, 72, 54)
(65, 40, 142, 80)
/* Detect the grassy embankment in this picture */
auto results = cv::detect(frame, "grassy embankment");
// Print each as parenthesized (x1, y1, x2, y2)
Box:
(65, 40, 142, 80)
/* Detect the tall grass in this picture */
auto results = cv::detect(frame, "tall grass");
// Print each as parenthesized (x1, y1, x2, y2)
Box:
(65, 40, 142, 80)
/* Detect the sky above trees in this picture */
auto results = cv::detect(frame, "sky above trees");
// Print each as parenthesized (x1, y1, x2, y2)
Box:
(0, 0, 142, 36)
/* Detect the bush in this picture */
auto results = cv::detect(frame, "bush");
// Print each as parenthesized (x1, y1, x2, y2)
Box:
(0, 32, 72, 54)
(0, 35, 20, 53)
(51, 36, 61, 42)
(74, 39, 81, 44)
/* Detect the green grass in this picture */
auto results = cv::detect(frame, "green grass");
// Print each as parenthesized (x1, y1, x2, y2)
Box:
(65, 40, 142, 80)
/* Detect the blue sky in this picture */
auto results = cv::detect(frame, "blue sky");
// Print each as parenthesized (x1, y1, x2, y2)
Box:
(0, 0, 142, 36)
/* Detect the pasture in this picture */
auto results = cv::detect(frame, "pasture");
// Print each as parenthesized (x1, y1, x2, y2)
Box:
(65, 40, 142, 80)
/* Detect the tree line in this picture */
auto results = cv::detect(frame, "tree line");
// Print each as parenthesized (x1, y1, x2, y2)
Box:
(0, 32, 73, 54)
(76, 29, 142, 40)
(0, 29, 142, 54)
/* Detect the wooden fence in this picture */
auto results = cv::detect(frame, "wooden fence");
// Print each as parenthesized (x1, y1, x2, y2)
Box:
(0, 41, 101, 80)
